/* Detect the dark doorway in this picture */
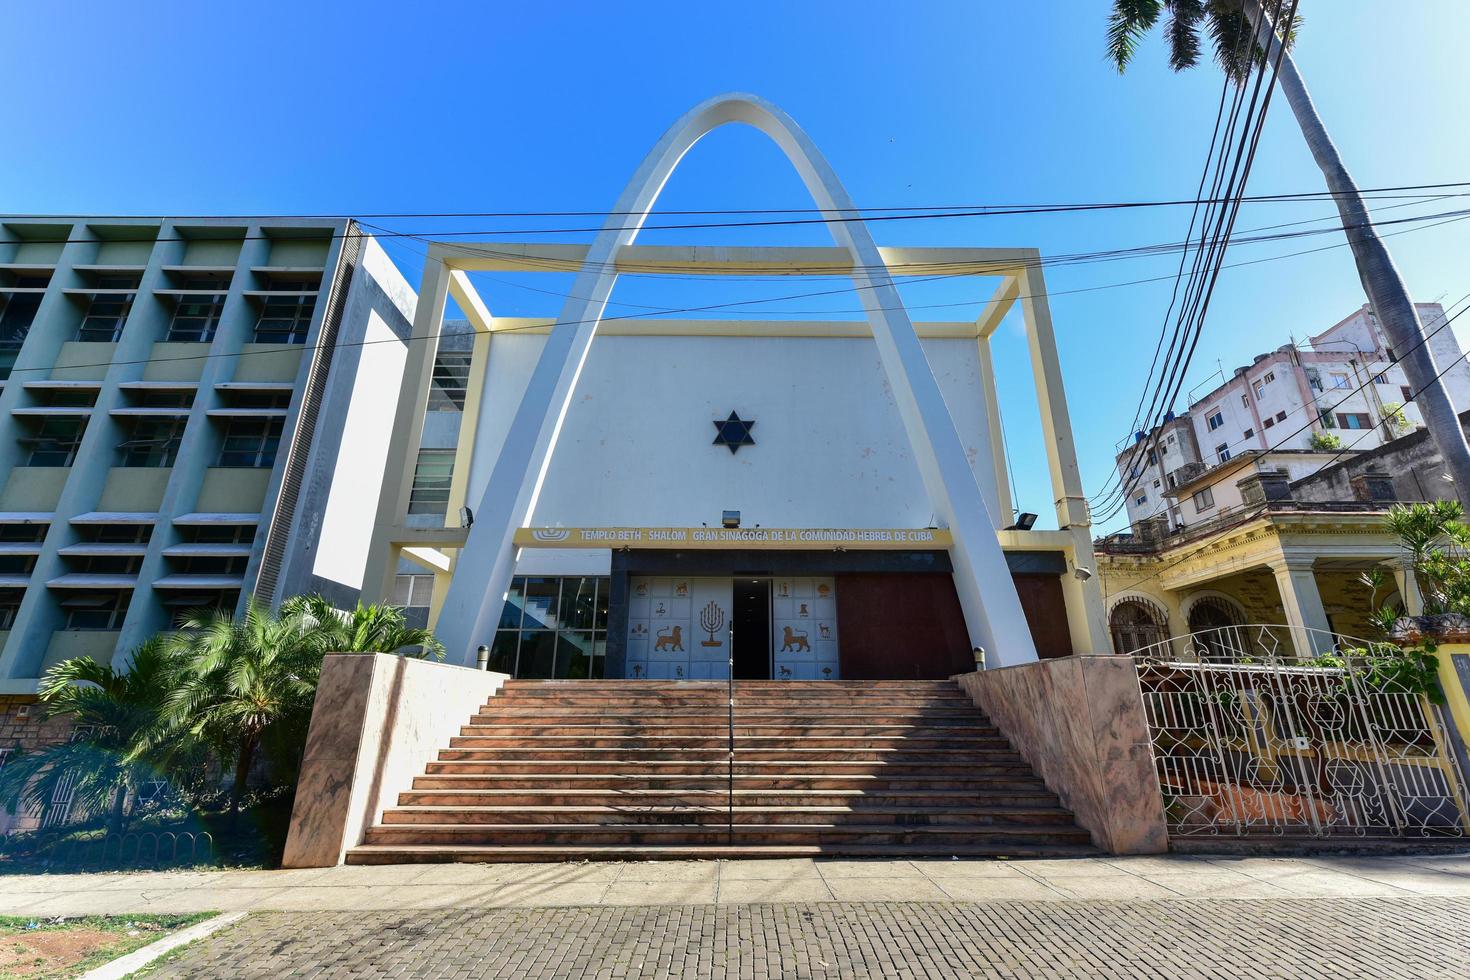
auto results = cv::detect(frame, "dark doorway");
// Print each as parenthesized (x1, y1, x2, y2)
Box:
(732, 579, 771, 679)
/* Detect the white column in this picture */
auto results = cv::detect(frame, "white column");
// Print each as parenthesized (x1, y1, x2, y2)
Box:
(1270, 558, 1333, 658)
(1389, 559, 1425, 616)
(975, 335, 1012, 525)
(1017, 262, 1111, 654)
(361, 257, 450, 607)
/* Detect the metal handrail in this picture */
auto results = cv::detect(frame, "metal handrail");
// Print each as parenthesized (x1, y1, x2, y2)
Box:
(1126, 623, 1394, 663)
(726, 624, 735, 843)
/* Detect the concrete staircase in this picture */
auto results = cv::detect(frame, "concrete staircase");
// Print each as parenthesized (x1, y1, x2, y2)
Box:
(345, 679, 1095, 863)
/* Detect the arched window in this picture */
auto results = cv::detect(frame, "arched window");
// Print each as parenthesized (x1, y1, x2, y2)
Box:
(1185, 595, 1248, 658)
(1109, 598, 1169, 654)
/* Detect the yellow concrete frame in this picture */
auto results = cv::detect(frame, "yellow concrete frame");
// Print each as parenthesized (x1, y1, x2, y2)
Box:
(364, 242, 1111, 656)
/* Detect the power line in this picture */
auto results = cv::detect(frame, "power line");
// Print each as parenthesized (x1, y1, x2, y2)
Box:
(1095, 0, 1299, 520)
(7, 180, 1469, 223)
(7, 181, 1470, 249)
(9, 196, 1465, 383)
(1108, 294, 1470, 516)
(1097, 295, 1470, 579)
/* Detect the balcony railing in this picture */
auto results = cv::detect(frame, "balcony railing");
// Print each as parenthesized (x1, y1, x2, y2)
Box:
(1096, 499, 1394, 554)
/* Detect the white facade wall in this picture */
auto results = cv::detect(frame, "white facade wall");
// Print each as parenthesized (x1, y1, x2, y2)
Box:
(1117, 416, 1199, 527)
(466, 332, 1001, 571)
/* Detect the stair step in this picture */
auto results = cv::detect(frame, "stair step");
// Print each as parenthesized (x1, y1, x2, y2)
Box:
(380, 805, 1079, 827)
(418, 751, 1027, 766)
(443, 736, 1017, 750)
(469, 712, 990, 723)
(397, 789, 1060, 807)
(488, 702, 981, 708)
(415, 775, 1042, 791)
(356, 679, 1090, 863)
(362, 823, 1096, 847)
(345, 842, 1098, 863)
(454, 726, 1006, 739)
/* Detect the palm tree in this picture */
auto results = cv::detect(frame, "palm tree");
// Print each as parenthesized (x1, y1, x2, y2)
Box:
(164, 599, 323, 820)
(284, 594, 446, 659)
(1107, 0, 1470, 507)
(0, 639, 193, 836)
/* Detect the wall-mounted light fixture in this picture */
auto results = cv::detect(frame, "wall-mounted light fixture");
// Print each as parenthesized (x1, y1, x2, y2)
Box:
(1006, 512, 1038, 531)
(722, 510, 741, 528)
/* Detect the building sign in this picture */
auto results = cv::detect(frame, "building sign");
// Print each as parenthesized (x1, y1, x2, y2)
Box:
(514, 527, 953, 550)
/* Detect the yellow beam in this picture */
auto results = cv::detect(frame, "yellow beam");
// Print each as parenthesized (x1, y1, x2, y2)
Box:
(448, 270, 494, 333)
(431, 242, 1033, 278)
(974, 276, 1020, 339)
(484, 317, 978, 339)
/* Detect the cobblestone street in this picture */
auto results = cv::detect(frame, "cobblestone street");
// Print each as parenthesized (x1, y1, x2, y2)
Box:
(145, 897, 1470, 979)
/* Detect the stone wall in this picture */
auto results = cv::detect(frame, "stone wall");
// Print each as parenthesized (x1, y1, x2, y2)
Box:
(282, 654, 509, 868)
(1316, 568, 1381, 640)
(0, 695, 74, 834)
(1293, 408, 1470, 505)
(955, 658, 1168, 854)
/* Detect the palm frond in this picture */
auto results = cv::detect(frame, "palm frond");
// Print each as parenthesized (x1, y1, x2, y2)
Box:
(1107, 0, 1164, 72)
(1164, 0, 1205, 70)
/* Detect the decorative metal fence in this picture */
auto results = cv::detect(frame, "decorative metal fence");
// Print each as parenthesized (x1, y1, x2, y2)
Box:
(0, 829, 214, 870)
(1131, 625, 1470, 840)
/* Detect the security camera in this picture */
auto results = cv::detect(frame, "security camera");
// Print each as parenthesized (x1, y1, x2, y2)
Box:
(1073, 566, 1093, 581)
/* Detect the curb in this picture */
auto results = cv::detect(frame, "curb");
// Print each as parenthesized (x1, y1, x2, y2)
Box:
(78, 911, 247, 980)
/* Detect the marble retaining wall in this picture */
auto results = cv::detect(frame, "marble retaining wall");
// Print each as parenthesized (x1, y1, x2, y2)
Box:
(282, 653, 509, 867)
(955, 657, 1167, 854)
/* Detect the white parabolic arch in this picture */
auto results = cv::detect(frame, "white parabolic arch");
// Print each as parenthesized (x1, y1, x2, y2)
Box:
(435, 93, 1040, 669)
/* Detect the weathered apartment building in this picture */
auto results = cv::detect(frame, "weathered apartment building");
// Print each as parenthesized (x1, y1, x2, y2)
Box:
(1114, 302, 1470, 532)
(0, 217, 416, 699)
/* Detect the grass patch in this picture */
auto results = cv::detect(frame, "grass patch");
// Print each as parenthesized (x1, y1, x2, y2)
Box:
(0, 913, 212, 979)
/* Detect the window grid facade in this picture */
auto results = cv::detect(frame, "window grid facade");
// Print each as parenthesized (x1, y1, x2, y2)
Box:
(391, 573, 435, 628)
(24, 417, 87, 466)
(62, 592, 131, 631)
(76, 283, 136, 342)
(254, 294, 316, 344)
(490, 576, 609, 679)
(428, 353, 472, 412)
(218, 417, 283, 467)
(119, 417, 186, 467)
(408, 449, 455, 516)
(167, 294, 227, 342)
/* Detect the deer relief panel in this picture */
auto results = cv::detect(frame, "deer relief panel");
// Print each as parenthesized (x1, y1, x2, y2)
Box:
(772, 577, 839, 680)
(626, 576, 730, 680)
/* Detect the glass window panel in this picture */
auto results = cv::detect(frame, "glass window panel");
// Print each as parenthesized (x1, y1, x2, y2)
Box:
(517, 630, 556, 678)
(488, 630, 519, 675)
(589, 635, 606, 678)
(558, 577, 597, 630)
(594, 580, 609, 630)
(500, 577, 527, 629)
(555, 631, 594, 679)
(520, 578, 559, 631)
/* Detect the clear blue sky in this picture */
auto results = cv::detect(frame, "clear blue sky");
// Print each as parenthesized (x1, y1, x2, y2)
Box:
(4, 0, 1467, 532)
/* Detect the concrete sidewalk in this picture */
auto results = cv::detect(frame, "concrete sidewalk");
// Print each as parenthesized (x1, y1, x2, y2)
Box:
(2, 853, 1468, 914)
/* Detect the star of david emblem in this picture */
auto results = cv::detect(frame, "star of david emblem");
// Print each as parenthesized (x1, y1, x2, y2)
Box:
(712, 411, 756, 454)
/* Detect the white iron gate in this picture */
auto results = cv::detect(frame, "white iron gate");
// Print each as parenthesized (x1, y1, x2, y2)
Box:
(1132, 626, 1470, 840)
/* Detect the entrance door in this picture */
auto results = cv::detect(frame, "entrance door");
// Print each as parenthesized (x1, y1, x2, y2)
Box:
(732, 579, 771, 679)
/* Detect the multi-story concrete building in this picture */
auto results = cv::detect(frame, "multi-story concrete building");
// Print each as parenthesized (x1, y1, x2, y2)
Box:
(0, 217, 416, 701)
(1114, 302, 1469, 530)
